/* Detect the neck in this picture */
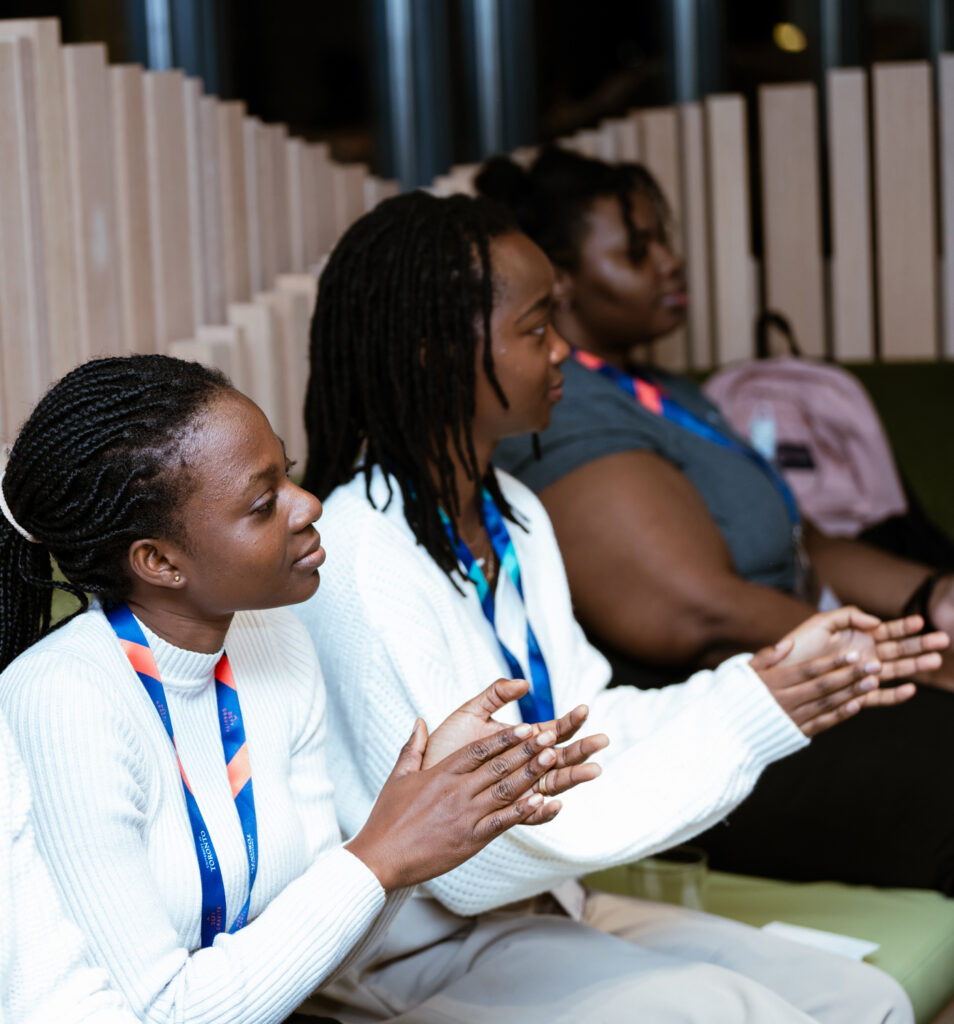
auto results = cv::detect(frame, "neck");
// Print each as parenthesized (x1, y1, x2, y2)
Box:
(125, 598, 233, 654)
(434, 433, 495, 538)
(553, 311, 645, 372)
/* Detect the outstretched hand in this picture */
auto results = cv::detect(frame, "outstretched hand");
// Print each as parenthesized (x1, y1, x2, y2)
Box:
(345, 684, 607, 891)
(423, 677, 608, 823)
(774, 606, 948, 682)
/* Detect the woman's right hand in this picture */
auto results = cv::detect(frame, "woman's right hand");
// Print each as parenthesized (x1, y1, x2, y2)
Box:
(345, 716, 602, 891)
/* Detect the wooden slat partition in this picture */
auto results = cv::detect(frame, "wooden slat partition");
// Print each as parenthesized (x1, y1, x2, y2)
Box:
(827, 68, 875, 361)
(197, 323, 249, 393)
(62, 43, 122, 361)
(940, 55, 954, 359)
(678, 102, 712, 369)
(872, 62, 938, 360)
(704, 94, 755, 364)
(110, 64, 156, 353)
(269, 124, 293, 275)
(0, 36, 49, 439)
(143, 70, 194, 352)
(227, 301, 284, 438)
(332, 162, 370, 237)
(758, 83, 825, 357)
(640, 107, 687, 370)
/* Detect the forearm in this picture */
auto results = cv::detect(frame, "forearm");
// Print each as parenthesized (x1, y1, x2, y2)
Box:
(592, 576, 815, 669)
(804, 526, 931, 618)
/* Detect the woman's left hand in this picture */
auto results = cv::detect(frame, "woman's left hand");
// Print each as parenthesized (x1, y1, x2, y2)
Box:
(769, 606, 949, 681)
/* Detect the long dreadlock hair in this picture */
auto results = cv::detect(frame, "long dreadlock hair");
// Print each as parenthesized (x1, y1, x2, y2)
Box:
(0, 354, 230, 671)
(302, 190, 523, 584)
(475, 145, 672, 273)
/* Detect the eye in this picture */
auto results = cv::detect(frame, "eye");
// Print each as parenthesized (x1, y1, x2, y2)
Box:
(252, 494, 277, 516)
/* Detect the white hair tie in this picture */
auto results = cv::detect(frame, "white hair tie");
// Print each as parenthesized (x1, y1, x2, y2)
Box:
(0, 467, 39, 544)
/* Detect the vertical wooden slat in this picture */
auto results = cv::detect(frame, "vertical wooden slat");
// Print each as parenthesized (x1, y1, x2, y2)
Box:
(705, 94, 755, 364)
(827, 68, 875, 362)
(307, 143, 337, 262)
(594, 121, 619, 161)
(110, 65, 156, 354)
(0, 37, 49, 441)
(364, 176, 400, 210)
(61, 43, 122, 361)
(143, 70, 195, 351)
(197, 323, 249, 394)
(287, 138, 306, 272)
(182, 77, 208, 330)
(217, 100, 250, 306)
(332, 162, 370, 236)
(227, 302, 284, 435)
(0, 19, 78, 380)
(255, 286, 312, 462)
(940, 55, 954, 359)
(614, 111, 642, 162)
(269, 124, 293, 275)
(678, 102, 712, 369)
(872, 62, 938, 360)
(640, 107, 687, 370)
(758, 83, 826, 357)
(243, 116, 264, 293)
(199, 95, 225, 324)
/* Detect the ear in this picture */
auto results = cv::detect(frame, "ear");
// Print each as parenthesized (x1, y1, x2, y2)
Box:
(552, 267, 575, 312)
(127, 539, 187, 591)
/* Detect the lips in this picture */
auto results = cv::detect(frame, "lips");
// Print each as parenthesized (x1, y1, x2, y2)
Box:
(548, 375, 564, 402)
(293, 535, 326, 571)
(659, 290, 689, 309)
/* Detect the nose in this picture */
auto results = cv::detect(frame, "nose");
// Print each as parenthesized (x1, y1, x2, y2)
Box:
(291, 482, 323, 530)
(654, 239, 682, 278)
(549, 324, 571, 364)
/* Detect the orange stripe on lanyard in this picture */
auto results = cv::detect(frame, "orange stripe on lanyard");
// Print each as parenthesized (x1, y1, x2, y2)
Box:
(634, 378, 663, 415)
(227, 742, 252, 798)
(120, 637, 161, 680)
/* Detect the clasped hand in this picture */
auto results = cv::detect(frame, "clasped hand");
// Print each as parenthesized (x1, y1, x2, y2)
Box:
(750, 606, 949, 737)
(345, 678, 608, 891)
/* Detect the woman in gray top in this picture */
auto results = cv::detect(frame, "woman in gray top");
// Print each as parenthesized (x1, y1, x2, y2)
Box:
(482, 146, 954, 893)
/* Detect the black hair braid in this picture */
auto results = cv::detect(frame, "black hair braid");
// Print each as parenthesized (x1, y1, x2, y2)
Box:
(303, 190, 520, 584)
(476, 145, 673, 271)
(0, 354, 230, 671)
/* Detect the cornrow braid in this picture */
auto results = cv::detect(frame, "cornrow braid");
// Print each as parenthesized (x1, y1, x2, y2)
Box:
(303, 190, 521, 584)
(0, 354, 230, 671)
(475, 145, 672, 272)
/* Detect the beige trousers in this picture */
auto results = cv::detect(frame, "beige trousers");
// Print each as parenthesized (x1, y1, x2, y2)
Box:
(301, 890, 912, 1024)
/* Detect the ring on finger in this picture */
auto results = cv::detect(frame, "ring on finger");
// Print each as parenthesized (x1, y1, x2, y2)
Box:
(539, 771, 550, 797)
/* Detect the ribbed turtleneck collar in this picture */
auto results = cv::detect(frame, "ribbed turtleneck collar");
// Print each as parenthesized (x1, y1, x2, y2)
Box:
(136, 616, 225, 694)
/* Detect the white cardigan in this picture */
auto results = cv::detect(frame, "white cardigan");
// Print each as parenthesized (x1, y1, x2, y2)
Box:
(0, 707, 137, 1024)
(0, 606, 406, 1024)
(295, 467, 808, 918)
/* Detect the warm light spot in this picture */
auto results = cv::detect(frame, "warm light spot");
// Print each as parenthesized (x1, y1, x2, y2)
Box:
(773, 22, 808, 53)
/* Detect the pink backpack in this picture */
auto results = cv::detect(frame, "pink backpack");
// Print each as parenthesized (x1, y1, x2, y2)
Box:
(703, 317, 907, 537)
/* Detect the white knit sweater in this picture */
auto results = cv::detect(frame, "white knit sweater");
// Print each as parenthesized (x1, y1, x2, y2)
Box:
(0, 605, 406, 1024)
(295, 467, 809, 918)
(0, 708, 137, 1024)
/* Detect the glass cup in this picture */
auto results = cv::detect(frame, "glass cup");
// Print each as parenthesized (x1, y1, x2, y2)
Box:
(625, 844, 708, 911)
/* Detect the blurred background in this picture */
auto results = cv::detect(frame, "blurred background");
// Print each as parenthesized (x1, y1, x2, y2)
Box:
(0, 0, 948, 188)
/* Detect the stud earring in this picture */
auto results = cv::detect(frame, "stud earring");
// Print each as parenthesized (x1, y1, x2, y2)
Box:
(173, 574, 181, 583)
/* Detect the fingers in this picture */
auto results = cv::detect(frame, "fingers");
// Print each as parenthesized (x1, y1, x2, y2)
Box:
(390, 719, 428, 779)
(878, 650, 943, 681)
(475, 792, 558, 840)
(819, 605, 881, 634)
(856, 682, 917, 708)
(533, 761, 602, 798)
(750, 638, 793, 672)
(452, 678, 531, 721)
(872, 614, 926, 643)
(545, 731, 610, 771)
(802, 681, 917, 736)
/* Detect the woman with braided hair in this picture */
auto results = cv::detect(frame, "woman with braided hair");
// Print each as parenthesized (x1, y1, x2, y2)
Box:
(295, 189, 941, 1023)
(480, 145, 954, 894)
(0, 353, 605, 1023)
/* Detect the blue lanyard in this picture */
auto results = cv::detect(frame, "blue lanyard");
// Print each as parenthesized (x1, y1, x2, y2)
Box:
(441, 489, 555, 723)
(572, 350, 800, 526)
(106, 604, 259, 948)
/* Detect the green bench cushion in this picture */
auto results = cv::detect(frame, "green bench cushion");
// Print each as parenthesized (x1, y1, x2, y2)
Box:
(584, 866, 954, 1023)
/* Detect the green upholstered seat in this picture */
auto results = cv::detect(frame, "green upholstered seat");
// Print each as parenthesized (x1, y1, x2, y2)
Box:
(584, 866, 954, 1023)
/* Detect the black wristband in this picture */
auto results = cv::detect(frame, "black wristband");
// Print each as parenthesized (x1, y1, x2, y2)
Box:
(902, 571, 947, 634)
